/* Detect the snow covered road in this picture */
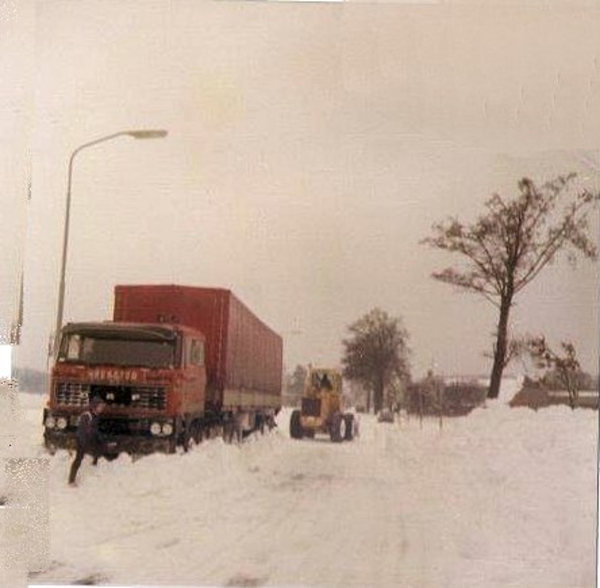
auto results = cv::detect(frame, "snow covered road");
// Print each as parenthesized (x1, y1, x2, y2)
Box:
(5, 392, 598, 588)
(36, 416, 417, 587)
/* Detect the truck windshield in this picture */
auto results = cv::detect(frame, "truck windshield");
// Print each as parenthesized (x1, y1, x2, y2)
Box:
(58, 333, 176, 368)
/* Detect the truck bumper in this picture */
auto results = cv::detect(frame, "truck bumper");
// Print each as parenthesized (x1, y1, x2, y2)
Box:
(43, 408, 178, 455)
(43, 430, 176, 456)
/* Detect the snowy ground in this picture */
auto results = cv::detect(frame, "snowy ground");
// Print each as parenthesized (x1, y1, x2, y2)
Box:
(1, 381, 598, 588)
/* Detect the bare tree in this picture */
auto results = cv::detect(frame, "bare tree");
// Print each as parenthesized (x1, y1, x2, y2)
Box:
(341, 308, 411, 414)
(283, 364, 307, 407)
(422, 174, 599, 399)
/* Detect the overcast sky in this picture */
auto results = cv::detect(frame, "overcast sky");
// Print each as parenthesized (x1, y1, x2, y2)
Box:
(3, 1, 599, 378)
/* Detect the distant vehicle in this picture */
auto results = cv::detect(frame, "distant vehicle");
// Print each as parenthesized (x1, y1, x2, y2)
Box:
(377, 408, 395, 423)
(289, 367, 358, 442)
(43, 285, 283, 455)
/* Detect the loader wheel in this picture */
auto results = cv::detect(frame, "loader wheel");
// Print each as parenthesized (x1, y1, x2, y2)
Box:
(330, 412, 346, 443)
(290, 410, 304, 440)
(344, 414, 355, 441)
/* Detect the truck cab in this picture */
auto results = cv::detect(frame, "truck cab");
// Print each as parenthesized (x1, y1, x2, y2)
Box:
(43, 321, 207, 454)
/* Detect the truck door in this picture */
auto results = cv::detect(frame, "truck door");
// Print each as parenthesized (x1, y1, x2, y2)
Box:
(182, 336, 207, 412)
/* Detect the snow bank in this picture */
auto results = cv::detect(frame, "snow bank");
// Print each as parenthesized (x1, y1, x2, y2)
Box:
(384, 403, 597, 588)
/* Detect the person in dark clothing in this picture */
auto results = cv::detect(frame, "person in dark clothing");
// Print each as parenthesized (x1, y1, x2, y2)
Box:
(320, 374, 333, 390)
(68, 396, 113, 485)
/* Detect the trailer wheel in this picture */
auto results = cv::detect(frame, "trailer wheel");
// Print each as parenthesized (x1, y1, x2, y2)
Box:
(290, 410, 304, 439)
(191, 421, 204, 444)
(344, 414, 355, 441)
(223, 421, 234, 444)
(330, 412, 346, 443)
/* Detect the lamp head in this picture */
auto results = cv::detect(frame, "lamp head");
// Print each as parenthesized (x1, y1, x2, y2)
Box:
(127, 130, 168, 139)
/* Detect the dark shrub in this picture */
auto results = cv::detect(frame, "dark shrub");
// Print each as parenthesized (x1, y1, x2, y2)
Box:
(406, 379, 486, 417)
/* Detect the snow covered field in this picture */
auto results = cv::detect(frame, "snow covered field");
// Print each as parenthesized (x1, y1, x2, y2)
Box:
(2, 383, 598, 588)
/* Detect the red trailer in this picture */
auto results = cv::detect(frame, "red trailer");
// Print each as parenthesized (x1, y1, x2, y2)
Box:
(43, 285, 282, 454)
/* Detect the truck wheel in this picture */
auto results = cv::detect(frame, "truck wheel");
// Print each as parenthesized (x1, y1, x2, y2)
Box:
(344, 414, 354, 441)
(290, 410, 304, 439)
(44, 442, 57, 456)
(183, 425, 195, 452)
(330, 412, 346, 443)
(165, 438, 177, 454)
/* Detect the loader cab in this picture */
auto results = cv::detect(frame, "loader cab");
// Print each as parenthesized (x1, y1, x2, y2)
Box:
(307, 369, 342, 396)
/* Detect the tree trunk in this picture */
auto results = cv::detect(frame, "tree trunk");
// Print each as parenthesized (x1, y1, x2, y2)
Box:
(488, 295, 512, 399)
(374, 379, 384, 413)
(562, 372, 578, 410)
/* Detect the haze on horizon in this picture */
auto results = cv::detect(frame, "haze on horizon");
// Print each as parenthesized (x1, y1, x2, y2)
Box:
(2, 1, 599, 381)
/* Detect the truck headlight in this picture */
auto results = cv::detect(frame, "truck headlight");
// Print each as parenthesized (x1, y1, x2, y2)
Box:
(150, 422, 162, 436)
(161, 423, 173, 436)
(44, 416, 56, 429)
(56, 417, 68, 430)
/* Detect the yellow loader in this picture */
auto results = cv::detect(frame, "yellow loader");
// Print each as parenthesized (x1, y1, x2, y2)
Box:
(289, 367, 358, 442)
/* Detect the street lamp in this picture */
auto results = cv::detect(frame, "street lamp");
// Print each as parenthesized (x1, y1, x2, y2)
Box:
(53, 129, 168, 354)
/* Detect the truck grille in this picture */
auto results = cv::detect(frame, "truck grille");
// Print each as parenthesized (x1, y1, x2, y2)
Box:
(301, 397, 321, 417)
(56, 382, 90, 406)
(55, 381, 167, 410)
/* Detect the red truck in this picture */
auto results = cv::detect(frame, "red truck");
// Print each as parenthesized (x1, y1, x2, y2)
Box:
(43, 285, 283, 454)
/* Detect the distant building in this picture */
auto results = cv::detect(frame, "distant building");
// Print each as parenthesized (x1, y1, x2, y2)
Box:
(509, 381, 599, 410)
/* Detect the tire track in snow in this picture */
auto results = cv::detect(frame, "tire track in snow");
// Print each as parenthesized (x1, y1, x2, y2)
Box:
(185, 423, 414, 588)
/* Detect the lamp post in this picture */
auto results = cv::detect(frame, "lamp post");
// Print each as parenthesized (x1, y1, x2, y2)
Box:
(53, 129, 168, 354)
